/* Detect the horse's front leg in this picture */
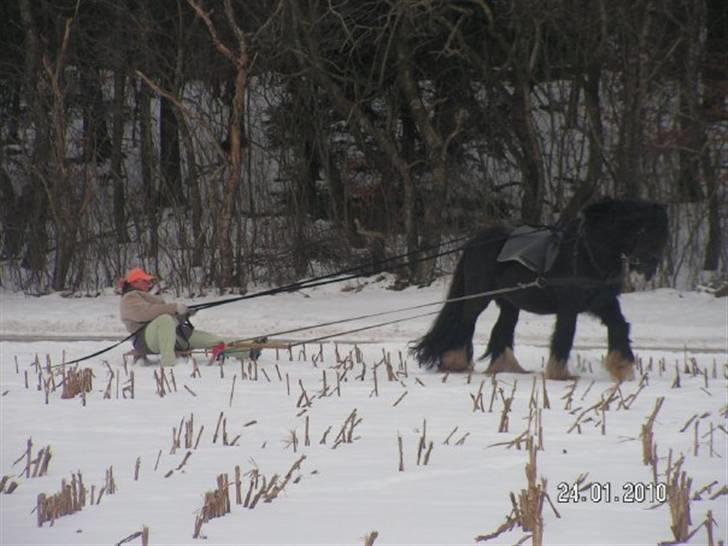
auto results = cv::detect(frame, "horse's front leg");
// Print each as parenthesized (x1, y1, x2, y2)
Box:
(544, 312, 577, 380)
(484, 300, 527, 374)
(592, 298, 635, 382)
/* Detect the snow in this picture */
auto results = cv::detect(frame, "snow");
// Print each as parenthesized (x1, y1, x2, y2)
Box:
(0, 279, 726, 545)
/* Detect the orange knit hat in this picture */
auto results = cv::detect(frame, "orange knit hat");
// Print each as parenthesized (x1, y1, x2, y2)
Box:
(125, 267, 154, 283)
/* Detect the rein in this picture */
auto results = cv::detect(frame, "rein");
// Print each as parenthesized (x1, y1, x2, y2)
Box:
(230, 280, 544, 348)
(45, 214, 643, 368)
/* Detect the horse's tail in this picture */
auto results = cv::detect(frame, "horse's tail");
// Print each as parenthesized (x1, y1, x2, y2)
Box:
(410, 253, 471, 368)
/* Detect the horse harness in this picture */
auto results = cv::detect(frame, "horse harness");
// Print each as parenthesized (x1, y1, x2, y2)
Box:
(570, 216, 624, 289)
(496, 220, 623, 291)
(496, 225, 562, 275)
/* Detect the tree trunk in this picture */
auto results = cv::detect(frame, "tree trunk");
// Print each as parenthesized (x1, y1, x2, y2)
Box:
(188, 0, 250, 290)
(616, 3, 652, 198)
(217, 64, 247, 289)
(616, 75, 642, 197)
(45, 19, 82, 292)
(0, 165, 23, 259)
(179, 116, 203, 267)
(110, 64, 129, 243)
(321, 141, 347, 233)
(677, 0, 706, 202)
(139, 81, 158, 262)
(396, 23, 452, 284)
(559, 64, 604, 223)
(18, 0, 49, 281)
(701, 148, 722, 272)
(400, 110, 418, 282)
(703, 0, 728, 122)
(701, 0, 725, 272)
(110, 4, 128, 243)
(81, 66, 112, 164)
(159, 96, 183, 207)
(512, 83, 545, 224)
(584, 64, 604, 195)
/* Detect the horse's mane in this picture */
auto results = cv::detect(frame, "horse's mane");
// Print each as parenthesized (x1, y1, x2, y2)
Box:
(578, 197, 669, 275)
(584, 197, 647, 216)
(581, 197, 667, 229)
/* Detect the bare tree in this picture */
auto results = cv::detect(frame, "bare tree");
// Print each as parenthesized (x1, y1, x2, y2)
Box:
(2, 0, 723, 292)
(187, 0, 253, 290)
(395, 3, 465, 281)
(17, 0, 50, 284)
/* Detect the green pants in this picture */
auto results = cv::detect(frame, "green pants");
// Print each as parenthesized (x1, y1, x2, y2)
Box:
(143, 314, 247, 367)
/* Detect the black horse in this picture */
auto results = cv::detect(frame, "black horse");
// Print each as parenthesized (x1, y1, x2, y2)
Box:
(411, 198, 669, 381)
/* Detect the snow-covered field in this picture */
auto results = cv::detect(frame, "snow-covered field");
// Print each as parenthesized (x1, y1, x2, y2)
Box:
(1, 279, 726, 545)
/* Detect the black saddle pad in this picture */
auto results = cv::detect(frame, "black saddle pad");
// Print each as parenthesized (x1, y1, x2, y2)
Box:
(497, 226, 560, 273)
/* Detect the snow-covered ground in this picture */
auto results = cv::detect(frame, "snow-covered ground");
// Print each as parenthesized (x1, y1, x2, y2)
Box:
(0, 278, 726, 545)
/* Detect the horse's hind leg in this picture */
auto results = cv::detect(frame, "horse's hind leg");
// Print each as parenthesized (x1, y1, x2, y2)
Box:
(592, 298, 635, 382)
(440, 297, 489, 372)
(545, 312, 577, 380)
(484, 300, 527, 374)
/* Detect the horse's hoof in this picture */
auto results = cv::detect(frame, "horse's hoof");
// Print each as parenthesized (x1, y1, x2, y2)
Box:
(605, 351, 635, 382)
(440, 348, 473, 372)
(486, 348, 527, 374)
(544, 356, 577, 380)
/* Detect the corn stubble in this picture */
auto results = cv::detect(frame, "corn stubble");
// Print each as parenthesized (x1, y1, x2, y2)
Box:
(6, 341, 726, 544)
(475, 437, 559, 546)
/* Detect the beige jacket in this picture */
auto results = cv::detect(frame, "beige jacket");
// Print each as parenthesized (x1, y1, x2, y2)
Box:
(120, 290, 178, 333)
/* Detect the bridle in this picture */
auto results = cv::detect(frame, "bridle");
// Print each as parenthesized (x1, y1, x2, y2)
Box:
(621, 226, 649, 269)
(576, 216, 607, 277)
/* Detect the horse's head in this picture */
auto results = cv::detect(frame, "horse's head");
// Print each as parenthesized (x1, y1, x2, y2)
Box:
(625, 203, 669, 280)
(582, 198, 669, 281)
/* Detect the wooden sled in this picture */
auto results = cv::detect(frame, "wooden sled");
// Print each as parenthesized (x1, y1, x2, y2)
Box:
(123, 339, 292, 367)
(206, 339, 292, 366)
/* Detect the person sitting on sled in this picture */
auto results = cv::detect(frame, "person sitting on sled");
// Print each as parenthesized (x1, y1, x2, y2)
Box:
(119, 267, 259, 366)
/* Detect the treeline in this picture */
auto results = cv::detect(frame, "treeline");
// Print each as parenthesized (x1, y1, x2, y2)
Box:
(0, 0, 726, 293)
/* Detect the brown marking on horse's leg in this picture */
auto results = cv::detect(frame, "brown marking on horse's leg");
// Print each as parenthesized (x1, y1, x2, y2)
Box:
(485, 348, 527, 375)
(544, 355, 576, 380)
(440, 348, 472, 372)
(604, 351, 635, 382)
